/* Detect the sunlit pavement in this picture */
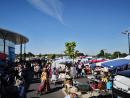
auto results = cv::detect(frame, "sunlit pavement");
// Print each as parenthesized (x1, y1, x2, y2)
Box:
(26, 78, 65, 98)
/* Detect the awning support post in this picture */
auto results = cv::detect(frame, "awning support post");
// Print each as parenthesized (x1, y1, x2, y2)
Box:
(20, 42, 23, 62)
(24, 44, 26, 61)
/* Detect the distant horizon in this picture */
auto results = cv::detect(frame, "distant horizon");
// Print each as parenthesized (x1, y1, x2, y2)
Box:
(15, 47, 128, 56)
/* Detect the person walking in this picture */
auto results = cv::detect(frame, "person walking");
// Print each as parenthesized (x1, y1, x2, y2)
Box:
(70, 64, 77, 79)
(37, 68, 48, 95)
(34, 63, 40, 79)
(51, 67, 58, 85)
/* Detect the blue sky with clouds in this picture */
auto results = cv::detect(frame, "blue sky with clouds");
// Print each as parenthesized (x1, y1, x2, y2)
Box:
(0, 0, 130, 55)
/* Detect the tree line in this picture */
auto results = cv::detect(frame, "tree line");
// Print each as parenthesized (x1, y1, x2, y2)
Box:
(16, 41, 128, 60)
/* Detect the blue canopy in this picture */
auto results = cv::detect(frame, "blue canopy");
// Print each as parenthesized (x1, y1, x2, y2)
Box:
(101, 58, 130, 69)
(90, 63, 96, 69)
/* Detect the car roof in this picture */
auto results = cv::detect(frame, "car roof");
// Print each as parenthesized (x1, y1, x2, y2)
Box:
(117, 70, 130, 78)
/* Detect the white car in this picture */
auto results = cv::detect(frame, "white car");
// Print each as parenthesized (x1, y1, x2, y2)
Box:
(113, 70, 130, 94)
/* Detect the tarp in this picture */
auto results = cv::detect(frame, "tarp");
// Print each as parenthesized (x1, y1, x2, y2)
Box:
(89, 59, 106, 63)
(90, 60, 105, 68)
(51, 58, 73, 69)
(90, 63, 97, 69)
(101, 58, 130, 69)
(125, 55, 130, 60)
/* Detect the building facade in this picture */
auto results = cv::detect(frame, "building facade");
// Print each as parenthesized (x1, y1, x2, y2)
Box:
(0, 28, 29, 62)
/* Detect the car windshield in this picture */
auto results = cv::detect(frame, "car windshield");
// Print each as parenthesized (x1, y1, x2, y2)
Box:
(117, 70, 130, 78)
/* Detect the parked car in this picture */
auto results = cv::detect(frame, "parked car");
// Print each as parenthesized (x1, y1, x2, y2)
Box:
(113, 70, 130, 95)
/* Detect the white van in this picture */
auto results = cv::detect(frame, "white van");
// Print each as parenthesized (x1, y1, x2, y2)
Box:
(113, 70, 130, 94)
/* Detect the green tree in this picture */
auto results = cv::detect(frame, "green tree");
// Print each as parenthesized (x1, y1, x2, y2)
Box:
(38, 53, 42, 58)
(97, 50, 105, 57)
(74, 50, 79, 58)
(74, 50, 84, 57)
(27, 52, 35, 57)
(64, 41, 76, 62)
(111, 51, 121, 59)
(104, 53, 112, 59)
(120, 53, 128, 57)
(48, 54, 56, 59)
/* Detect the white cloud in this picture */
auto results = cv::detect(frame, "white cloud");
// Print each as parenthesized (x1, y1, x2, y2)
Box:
(27, 0, 64, 24)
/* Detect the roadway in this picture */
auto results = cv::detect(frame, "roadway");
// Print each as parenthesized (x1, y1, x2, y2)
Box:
(26, 78, 65, 98)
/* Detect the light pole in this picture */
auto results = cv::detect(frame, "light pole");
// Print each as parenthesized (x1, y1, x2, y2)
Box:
(122, 30, 130, 55)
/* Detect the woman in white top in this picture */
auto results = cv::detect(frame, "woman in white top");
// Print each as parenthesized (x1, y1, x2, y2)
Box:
(51, 67, 58, 84)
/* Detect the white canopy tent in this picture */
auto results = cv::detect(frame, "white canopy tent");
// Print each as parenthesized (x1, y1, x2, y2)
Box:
(51, 58, 73, 69)
(125, 55, 130, 60)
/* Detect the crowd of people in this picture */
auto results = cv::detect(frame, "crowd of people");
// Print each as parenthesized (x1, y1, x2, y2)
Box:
(0, 61, 32, 98)
(62, 60, 113, 98)
(0, 57, 113, 98)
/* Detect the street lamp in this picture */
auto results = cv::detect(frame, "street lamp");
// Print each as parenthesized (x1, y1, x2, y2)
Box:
(122, 30, 130, 55)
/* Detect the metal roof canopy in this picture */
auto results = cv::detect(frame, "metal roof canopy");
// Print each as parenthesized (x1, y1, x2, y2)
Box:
(0, 28, 29, 44)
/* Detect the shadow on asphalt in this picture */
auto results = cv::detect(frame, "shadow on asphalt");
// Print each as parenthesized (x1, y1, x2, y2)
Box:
(31, 78, 64, 85)
(31, 97, 40, 98)
(31, 78, 41, 84)
(27, 89, 35, 93)
(45, 86, 63, 95)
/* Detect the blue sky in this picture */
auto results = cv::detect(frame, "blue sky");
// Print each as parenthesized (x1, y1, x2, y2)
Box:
(0, 0, 130, 55)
